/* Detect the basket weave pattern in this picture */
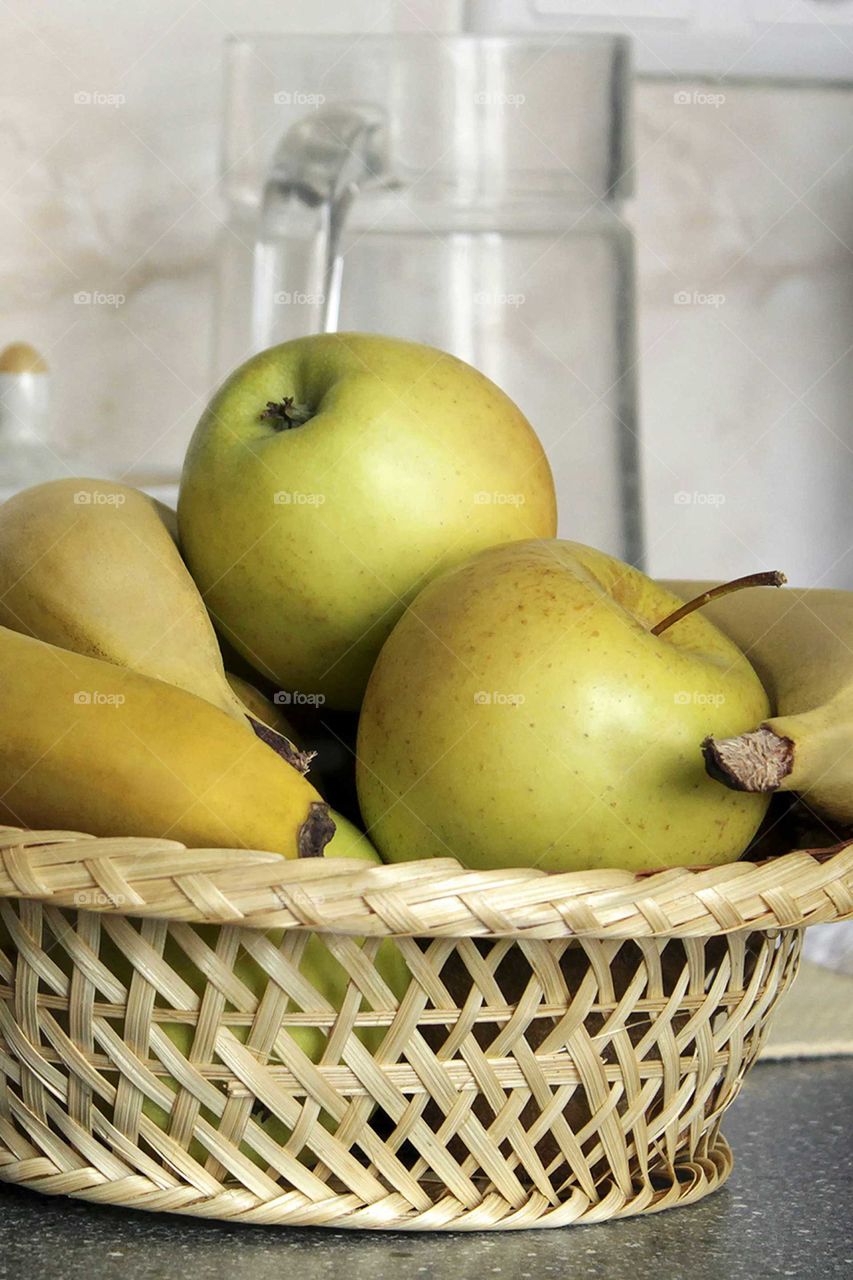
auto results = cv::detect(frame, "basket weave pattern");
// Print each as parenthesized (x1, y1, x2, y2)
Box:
(0, 828, 851, 1231)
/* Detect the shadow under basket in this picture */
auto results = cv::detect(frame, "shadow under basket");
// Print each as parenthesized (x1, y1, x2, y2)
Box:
(0, 828, 851, 1232)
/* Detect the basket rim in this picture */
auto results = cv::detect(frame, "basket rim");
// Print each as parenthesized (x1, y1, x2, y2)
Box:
(1, 825, 851, 939)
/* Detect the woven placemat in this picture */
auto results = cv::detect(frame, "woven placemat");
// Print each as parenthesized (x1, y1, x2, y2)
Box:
(762, 952, 853, 1059)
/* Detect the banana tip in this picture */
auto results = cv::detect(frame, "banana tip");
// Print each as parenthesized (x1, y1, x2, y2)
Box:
(298, 802, 335, 857)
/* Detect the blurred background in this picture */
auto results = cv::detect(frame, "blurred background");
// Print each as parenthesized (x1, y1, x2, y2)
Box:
(0, 0, 851, 588)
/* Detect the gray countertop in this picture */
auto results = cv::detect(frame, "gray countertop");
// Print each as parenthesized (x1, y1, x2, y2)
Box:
(0, 1059, 850, 1280)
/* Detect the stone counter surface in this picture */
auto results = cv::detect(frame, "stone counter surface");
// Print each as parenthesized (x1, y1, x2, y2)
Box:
(0, 1060, 850, 1280)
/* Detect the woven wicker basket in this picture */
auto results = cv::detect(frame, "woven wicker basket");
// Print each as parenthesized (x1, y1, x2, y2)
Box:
(0, 826, 851, 1231)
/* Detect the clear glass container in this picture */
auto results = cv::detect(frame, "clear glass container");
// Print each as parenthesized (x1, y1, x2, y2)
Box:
(215, 34, 642, 564)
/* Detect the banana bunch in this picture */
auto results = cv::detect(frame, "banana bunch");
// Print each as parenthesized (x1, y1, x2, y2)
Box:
(663, 579, 853, 825)
(0, 477, 334, 852)
(0, 625, 331, 855)
(0, 479, 309, 771)
(0, 478, 410, 1153)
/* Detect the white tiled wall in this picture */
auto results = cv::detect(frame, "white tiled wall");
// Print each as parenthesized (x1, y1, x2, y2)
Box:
(634, 79, 853, 587)
(0, 2, 851, 586)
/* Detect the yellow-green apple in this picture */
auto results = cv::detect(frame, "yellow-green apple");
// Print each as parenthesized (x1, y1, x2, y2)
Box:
(178, 334, 556, 710)
(356, 540, 772, 872)
(120, 811, 407, 1154)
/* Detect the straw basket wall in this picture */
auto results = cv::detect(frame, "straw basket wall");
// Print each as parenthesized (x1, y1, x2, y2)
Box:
(0, 826, 851, 1231)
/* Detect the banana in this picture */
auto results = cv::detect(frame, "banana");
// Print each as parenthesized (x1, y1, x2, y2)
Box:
(0, 626, 332, 855)
(662, 579, 853, 824)
(0, 479, 310, 772)
(225, 671, 286, 730)
(0, 478, 247, 716)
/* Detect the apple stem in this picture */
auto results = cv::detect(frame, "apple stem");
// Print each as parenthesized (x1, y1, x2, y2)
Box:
(260, 396, 314, 429)
(650, 570, 787, 637)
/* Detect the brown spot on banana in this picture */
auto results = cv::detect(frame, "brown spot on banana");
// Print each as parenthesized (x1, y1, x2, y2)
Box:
(298, 801, 336, 857)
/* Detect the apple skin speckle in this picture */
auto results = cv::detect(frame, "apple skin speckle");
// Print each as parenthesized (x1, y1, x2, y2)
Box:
(357, 538, 771, 873)
(178, 333, 556, 710)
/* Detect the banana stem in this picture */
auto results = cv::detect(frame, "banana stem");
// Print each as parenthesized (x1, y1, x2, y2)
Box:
(703, 727, 794, 792)
(248, 716, 315, 774)
(651, 570, 787, 637)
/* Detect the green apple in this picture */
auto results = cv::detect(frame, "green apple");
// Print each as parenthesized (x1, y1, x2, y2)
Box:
(154, 810, 405, 1060)
(356, 540, 772, 873)
(103, 813, 407, 1154)
(178, 333, 556, 710)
